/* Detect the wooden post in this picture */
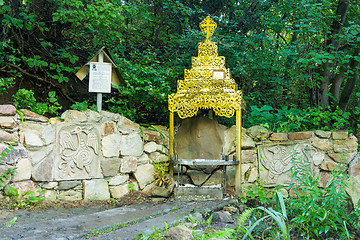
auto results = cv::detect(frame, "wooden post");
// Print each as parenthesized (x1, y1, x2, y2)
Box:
(97, 52, 104, 112)
(97, 93, 102, 112)
(235, 109, 242, 194)
(169, 111, 174, 175)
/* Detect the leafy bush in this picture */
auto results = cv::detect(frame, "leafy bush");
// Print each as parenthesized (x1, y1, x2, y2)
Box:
(12, 89, 62, 116)
(3, 185, 44, 209)
(239, 177, 277, 206)
(105, 77, 171, 124)
(286, 151, 360, 238)
(235, 148, 360, 239)
(12, 89, 37, 110)
(70, 101, 97, 112)
(0, 77, 15, 94)
(243, 105, 351, 132)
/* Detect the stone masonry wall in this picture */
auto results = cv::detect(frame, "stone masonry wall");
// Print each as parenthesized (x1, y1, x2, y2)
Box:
(1, 107, 359, 202)
(0, 105, 172, 201)
(174, 116, 359, 201)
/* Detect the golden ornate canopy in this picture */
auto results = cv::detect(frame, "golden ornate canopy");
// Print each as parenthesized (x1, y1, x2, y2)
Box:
(168, 16, 243, 119)
(168, 16, 244, 193)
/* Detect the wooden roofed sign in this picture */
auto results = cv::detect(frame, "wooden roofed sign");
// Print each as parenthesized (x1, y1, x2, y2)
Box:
(76, 47, 124, 86)
(75, 47, 124, 111)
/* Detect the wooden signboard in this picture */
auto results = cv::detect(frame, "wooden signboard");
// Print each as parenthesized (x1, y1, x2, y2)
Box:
(89, 62, 112, 93)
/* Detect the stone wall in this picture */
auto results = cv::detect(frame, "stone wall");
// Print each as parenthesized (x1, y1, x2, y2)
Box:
(1, 107, 359, 202)
(174, 116, 359, 194)
(0, 105, 172, 201)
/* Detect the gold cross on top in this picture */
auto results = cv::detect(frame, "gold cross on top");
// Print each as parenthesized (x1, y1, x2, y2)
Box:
(200, 16, 217, 40)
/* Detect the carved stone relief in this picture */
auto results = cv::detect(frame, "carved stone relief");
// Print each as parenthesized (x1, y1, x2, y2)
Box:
(258, 143, 311, 186)
(55, 124, 102, 180)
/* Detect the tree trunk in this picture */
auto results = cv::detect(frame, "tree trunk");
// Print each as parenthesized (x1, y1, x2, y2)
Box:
(330, 65, 346, 105)
(318, 0, 349, 107)
(319, 62, 331, 107)
(339, 47, 360, 111)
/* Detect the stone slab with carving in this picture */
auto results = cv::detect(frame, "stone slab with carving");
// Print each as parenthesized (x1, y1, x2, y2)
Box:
(258, 143, 311, 186)
(54, 124, 102, 180)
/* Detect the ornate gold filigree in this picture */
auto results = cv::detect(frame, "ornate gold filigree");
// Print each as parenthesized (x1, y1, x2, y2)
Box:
(199, 16, 217, 40)
(168, 16, 243, 119)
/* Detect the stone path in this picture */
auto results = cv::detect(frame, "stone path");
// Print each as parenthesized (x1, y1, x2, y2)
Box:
(0, 199, 234, 240)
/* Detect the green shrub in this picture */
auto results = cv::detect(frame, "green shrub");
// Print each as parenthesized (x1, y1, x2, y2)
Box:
(3, 186, 44, 209)
(12, 89, 37, 110)
(239, 177, 277, 207)
(286, 151, 360, 238)
(243, 105, 351, 132)
(12, 89, 62, 116)
(70, 100, 97, 111)
(0, 77, 15, 94)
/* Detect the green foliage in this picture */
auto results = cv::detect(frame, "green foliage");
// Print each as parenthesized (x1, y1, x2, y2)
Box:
(12, 89, 62, 116)
(196, 193, 289, 240)
(241, 192, 290, 240)
(70, 101, 97, 112)
(0, 0, 79, 107)
(89, 222, 129, 236)
(0, 0, 359, 131)
(50, 0, 188, 124)
(12, 89, 36, 110)
(106, 87, 137, 121)
(0, 77, 15, 94)
(0, 167, 16, 190)
(348, 93, 360, 143)
(244, 105, 351, 132)
(0, 0, 357, 129)
(3, 185, 18, 197)
(237, 208, 255, 228)
(152, 160, 170, 188)
(196, 228, 235, 240)
(105, 64, 172, 123)
(239, 177, 276, 206)
(2, 186, 44, 209)
(286, 151, 360, 238)
(128, 183, 135, 192)
(0, 144, 16, 190)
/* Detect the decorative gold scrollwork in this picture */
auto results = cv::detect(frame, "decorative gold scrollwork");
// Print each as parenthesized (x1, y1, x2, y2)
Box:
(199, 16, 217, 40)
(168, 16, 244, 119)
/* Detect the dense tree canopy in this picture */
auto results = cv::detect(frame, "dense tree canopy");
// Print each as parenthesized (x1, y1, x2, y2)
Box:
(0, 0, 359, 137)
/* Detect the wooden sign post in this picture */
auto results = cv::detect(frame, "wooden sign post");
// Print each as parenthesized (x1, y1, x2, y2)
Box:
(88, 52, 112, 112)
(75, 47, 124, 112)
